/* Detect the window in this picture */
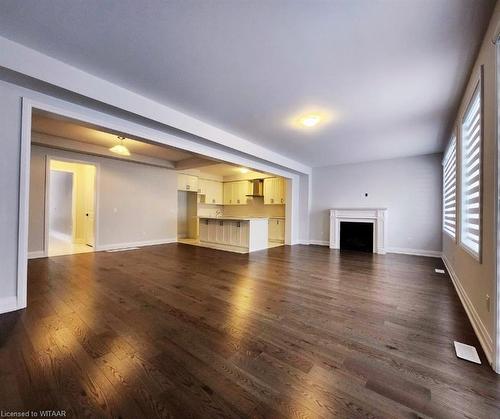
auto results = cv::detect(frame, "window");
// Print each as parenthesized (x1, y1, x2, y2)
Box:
(443, 136, 457, 238)
(460, 83, 482, 258)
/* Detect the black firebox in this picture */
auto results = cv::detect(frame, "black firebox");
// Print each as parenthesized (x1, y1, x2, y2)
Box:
(340, 222, 373, 253)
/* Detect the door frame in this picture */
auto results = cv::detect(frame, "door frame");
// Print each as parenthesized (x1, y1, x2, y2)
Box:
(494, 34, 500, 373)
(44, 155, 99, 257)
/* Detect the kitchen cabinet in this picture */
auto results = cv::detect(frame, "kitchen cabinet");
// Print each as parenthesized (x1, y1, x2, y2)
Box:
(199, 179, 223, 205)
(223, 180, 251, 205)
(177, 173, 198, 192)
(263, 177, 285, 205)
(269, 218, 285, 243)
(199, 217, 268, 252)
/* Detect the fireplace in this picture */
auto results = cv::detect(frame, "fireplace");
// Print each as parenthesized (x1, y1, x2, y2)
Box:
(340, 221, 373, 252)
(329, 208, 387, 254)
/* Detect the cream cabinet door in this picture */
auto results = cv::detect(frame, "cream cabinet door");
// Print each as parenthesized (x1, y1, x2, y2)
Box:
(199, 218, 209, 241)
(178, 174, 199, 192)
(207, 220, 217, 242)
(264, 178, 285, 205)
(207, 180, 223, 205)
(187, 175, 198, 192)
(268, 218, 285, 242)
(229, 221, 241, 246)
(263, 178, 276, 204)
(239, 222, 249, 247)
(223, 221, 231, 243)
(276, 219, 285, 241)
(215, 220, 225, 242)
(177, 173, 187, 191)
(213, 181, 223, 204)
(223, 182, 233, 205)
(268, 218, 279, 241)
(234, 181, 246, 205)
(198, 178, 209, 196)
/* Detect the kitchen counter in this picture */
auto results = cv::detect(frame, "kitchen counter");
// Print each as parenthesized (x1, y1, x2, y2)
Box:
(198, 216, 268, 252)
(198, 216, 268, 221)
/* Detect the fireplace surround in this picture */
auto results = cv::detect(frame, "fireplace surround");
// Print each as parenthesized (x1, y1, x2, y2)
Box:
(329, 208, 388, 254)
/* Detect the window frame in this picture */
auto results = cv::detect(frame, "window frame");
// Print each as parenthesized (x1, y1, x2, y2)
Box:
(442, 133, 457, 240)
(459, 75, 484, 262)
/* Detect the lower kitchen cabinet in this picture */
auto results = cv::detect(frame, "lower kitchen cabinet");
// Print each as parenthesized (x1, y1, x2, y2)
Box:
(268, 218, 285, 243)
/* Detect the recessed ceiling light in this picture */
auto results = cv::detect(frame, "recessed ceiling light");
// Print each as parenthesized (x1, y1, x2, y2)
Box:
(110, 136, 131, 156)
(239, 167, 250, 173)
(299, 114, 321, 127)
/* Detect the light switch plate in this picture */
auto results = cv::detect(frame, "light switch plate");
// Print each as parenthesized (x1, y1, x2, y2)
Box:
(454, 341, 481, 364)
(435, 268, 445, 274)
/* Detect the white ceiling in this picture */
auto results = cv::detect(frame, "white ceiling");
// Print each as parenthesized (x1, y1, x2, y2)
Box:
(0, 0, 494, 167)
(32, 114, 194, 162)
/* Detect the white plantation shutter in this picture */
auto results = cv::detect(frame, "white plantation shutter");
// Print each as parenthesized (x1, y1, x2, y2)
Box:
(460, 85, 482, 258)
(442, 137, 456, 238)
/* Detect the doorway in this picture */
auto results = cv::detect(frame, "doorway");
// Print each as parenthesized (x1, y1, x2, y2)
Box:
(46, 158, 97, 256)
(177, 190, 198, 243)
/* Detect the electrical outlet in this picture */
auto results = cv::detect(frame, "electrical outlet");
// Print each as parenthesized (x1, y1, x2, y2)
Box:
(486, 294, 490, 312)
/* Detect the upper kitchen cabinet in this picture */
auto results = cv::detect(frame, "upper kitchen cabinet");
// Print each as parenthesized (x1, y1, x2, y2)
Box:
(263, 177, 285, 205)
(199, 178, 223, 205)
(223, 180, 251, 205)
(177, 173, 198, 192)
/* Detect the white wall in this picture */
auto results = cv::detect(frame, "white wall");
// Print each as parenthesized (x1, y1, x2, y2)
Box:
(29, 144, 178, 253)
(310, 154, 442, 255)
(0, 87, 21, 311)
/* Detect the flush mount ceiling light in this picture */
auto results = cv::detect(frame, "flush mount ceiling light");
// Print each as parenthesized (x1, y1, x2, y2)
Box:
(289, 109, 334, 131)
(109, 136, 131, 156)
(299, 114, 321, 127)
(239, 167, 250, 173)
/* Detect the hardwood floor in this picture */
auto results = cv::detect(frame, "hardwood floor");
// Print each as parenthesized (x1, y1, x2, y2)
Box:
(1, 244, 499, 418)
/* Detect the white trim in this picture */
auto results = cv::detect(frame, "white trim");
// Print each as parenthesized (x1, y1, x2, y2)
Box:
(309, 240, 329, 246)
(0, 36, 310, 175)
(386, 247, 442, 258)
(28, 251, 46, 260)
(0, 297, 19, 315)
(17, 99, 32, 310)
(494, 33, 500, 373)
(442, 254, 493, 364)
(329, 208, 388, 254)
(96, 238, 177, 252)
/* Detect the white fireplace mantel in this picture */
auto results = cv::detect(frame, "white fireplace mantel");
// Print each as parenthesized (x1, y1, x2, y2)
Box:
(329, 208, 388, 254)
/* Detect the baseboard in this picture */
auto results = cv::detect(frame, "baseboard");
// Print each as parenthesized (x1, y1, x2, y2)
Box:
(386, 247, 442, 258)
(0, 296, 20, 314)
(28, 250, 46, 259)
(442, 254, 493, 364)
(296, 239, 310, 245)
(308, 240, 329, 246)
(96, 238, 177, 252)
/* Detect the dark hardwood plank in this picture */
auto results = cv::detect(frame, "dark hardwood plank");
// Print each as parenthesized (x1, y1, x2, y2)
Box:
(0, 244, 498, 418)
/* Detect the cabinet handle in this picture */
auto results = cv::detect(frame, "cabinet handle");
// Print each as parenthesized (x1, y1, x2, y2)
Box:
(237, 222, 240, 228)
(219, 221, 223, 226)
(212, 199, 215, 203)
(237, 199, 240, 204)
(271, 198, 274, 203)
(281, 198, 283, 203)
(186, 185, 190, 190)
